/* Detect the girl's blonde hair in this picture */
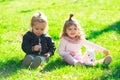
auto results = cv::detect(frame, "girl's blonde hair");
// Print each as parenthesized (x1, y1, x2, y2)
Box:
(60, 14, 85, 40)
(30, 11, 48, 32)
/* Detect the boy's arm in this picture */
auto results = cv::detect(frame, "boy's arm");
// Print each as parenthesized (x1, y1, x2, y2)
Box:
(22, 35, 33, 54)
(46, 37, 56, 56)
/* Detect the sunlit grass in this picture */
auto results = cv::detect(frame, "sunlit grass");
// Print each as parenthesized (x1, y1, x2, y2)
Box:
(0, 0, 120, 80)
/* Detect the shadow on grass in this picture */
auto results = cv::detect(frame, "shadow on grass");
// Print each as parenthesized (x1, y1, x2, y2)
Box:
(20, 9, 33, 13)
(81, 61, 120, 79)
(40, 57, 68, 73)
(95, 61, 120, 80)
(0, 57, 23, 78)
(86, 21, 120, 79)
(0, 0, 14, 3)
(86, 21, 120, 40)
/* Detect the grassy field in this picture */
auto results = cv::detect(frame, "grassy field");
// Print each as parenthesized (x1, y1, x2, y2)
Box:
(0, 0, 120, 80)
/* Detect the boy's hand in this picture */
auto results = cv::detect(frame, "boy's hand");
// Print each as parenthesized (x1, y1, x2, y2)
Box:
(44, 53, 50, 58)
(34, 45, 41, 51)
(103, 50, 109, 56)
(70, 51, 76, 56)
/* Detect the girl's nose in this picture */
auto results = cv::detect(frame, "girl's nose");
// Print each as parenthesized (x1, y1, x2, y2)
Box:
(71, 30, 75, 32)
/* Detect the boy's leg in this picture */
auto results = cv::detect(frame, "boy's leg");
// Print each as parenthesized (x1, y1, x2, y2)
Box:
(30, 56, 41, 68)
(22, 55, 33, 67)
(40, 56, 49, 62)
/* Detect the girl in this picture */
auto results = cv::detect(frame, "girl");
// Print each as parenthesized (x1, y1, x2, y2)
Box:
(58, 14, 112, 66)
(22, 11, 56, 68)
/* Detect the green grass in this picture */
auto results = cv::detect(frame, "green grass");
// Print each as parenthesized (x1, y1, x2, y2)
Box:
(0, 0, 120, 80)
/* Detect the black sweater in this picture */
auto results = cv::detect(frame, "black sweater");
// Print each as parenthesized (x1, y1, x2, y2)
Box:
(22, 31, 56, 56)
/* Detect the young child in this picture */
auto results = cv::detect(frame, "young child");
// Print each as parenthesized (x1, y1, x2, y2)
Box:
(22, 11, 56, 68)
(58, 14, 112, 66)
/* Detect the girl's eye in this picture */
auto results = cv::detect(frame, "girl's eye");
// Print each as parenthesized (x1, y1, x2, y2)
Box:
(74, 28, 77, 30)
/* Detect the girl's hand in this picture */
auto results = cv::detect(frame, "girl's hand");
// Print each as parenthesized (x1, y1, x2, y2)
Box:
(103, 50, 109, 56)
(34, 45, 41, 51)
(70, 51, 76, 56)
(44, 53, 50, 58)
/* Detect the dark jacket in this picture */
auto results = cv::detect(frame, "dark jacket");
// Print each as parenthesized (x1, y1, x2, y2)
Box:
(22, 31, 56, 56)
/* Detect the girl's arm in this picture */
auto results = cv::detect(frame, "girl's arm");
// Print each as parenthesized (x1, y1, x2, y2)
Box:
(81, 40, 109, 54)
(58, 38, 70, 56)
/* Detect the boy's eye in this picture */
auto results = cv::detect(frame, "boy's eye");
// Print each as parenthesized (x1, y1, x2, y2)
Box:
(41, 28, 44, 31)
(35, 28, 39, 30)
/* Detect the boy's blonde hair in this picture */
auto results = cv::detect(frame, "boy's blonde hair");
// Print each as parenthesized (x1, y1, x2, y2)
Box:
(60, 14, 85, 40)
(30, 11, 48, 32)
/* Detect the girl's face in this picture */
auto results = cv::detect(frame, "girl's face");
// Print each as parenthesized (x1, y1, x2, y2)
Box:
(66, 25, 78, 38)
(32, 22, 47, 36)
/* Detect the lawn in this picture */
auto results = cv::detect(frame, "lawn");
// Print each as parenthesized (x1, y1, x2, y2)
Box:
(0, 0, 120, 80)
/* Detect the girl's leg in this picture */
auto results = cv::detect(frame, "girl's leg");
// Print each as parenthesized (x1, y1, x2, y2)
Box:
(74, 54, 82, 61)
(82, 50, 96, 66)
(103, 55, 112, 65)
(63, 54, 78, 65)
(73, 54, 84, 66)
(95, 55, 112, 65)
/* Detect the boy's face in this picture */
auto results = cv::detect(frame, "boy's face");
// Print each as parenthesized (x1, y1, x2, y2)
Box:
(32, 22, 47, 36)
(66, 25, 78, 38)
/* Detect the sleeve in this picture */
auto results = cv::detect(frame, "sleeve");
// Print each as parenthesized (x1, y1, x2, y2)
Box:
(46, 37, 56, 56)
(81, 40, 105, 53)
(22, 34, 33, 54)
(58, 38, 70, 56)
